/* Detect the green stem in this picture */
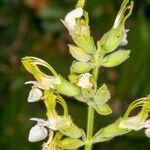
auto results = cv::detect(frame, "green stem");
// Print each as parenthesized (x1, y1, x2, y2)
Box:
(85, 67, 99, 150)
(85, 106, 95, 150)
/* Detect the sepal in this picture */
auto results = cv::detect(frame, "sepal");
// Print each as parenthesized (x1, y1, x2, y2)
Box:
(94, 84, 110, 105)
(94, 103, 112, 116)
(71, 61, 93, 74)
(60, 123, 83, 138)
(58, 138, 84, 149)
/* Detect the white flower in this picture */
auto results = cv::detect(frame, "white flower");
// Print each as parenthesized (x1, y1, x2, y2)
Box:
(77, 73, 93, 89)
(145, 128, 150, 138)
(62, 7, 83, 32)
(142, 119, 150, 138)
(41, 76, 61, 90)
(119, 116, 143, 131)
(47, 116, 70, 130)
(28, 124, 48, 142)
(120, 29, 129, 46)
(30, 117, 70, 131)
(28, 88, 43, 102)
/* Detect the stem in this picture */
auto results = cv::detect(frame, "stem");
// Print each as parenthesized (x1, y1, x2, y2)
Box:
(85, 106, 95, 150)
(85, 67, 99, 150)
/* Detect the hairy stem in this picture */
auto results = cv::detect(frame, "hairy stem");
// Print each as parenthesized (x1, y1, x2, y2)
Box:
(85, 67, 99, 150)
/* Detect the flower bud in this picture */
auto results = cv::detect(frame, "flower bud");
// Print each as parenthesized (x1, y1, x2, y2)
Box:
(54, 76, 81, 97)
(28, 88, 43, 102)
(102, 50, 130, 68)
(28, 124, 48, 142)
(69, 44, 91, 62)
(71, 61, 93, 74)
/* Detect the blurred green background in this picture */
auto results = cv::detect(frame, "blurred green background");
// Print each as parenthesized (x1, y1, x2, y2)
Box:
(0, 0, 150, 149)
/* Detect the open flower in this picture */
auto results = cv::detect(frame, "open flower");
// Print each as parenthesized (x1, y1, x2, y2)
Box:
(62, 7, 83, 33)
(112, 0, 133, 46)
(119, 96, 150, 131)
(77, 73, 93, 89)
(22, 57, 61, 90)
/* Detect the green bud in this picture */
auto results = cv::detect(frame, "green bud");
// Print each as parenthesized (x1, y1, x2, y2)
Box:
(94, 103, 112, 116)
(76, 0, 86, 8)
(72, 26, 96, 54)
(99, 28, 123, 53)
(58, 138, 84, 149)
(54, 76, 81, 97)
(69, 44, 91, 62)
(94, 84, 110, 105)
(102, 50, 130, 67)
(71, 61, 93, 74)
(93, 118, 129, 143)
(60, 123, 83, 138)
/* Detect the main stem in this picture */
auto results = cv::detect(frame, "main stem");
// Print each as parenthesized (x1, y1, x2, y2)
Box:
(85, 67, 99, 150)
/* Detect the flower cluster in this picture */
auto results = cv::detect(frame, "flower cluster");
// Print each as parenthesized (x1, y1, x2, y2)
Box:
(22, 0, 150, 150)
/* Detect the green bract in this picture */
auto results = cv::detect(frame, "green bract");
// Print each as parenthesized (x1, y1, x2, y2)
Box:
(102, 50, 130, 67)
(69, 44, 91, 62)
(58, 138, 84, 149)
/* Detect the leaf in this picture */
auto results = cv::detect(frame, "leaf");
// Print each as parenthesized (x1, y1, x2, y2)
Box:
(102, 50, 130, 67)
(70, 61, 93, 74)
(69, 45, 91, 62)
(58, 138, 84, 149)
(94, 103, 112, 115)
(94, 84, 110, 105)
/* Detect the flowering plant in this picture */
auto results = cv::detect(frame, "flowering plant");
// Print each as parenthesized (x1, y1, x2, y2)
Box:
(22, 0, 150, 149)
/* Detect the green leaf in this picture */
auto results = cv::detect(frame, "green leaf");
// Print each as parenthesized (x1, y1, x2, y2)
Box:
(94, 103, 112, 115)
(69, 45, 91, 62)
(94, 84, 110, 105)
(102, 50, 130, 67)
(58, 138, 84, 149)
(93, 118, 130, 143)
(71, 61, 93, 74)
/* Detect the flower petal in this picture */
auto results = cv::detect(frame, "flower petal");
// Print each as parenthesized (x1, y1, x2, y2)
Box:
(28, 88, 43, 102)
(28, 124, 48, 142)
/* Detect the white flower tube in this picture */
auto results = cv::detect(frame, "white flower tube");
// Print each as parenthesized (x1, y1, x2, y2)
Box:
(28, 124, 48, 142)
(63, 7, 83, 32)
